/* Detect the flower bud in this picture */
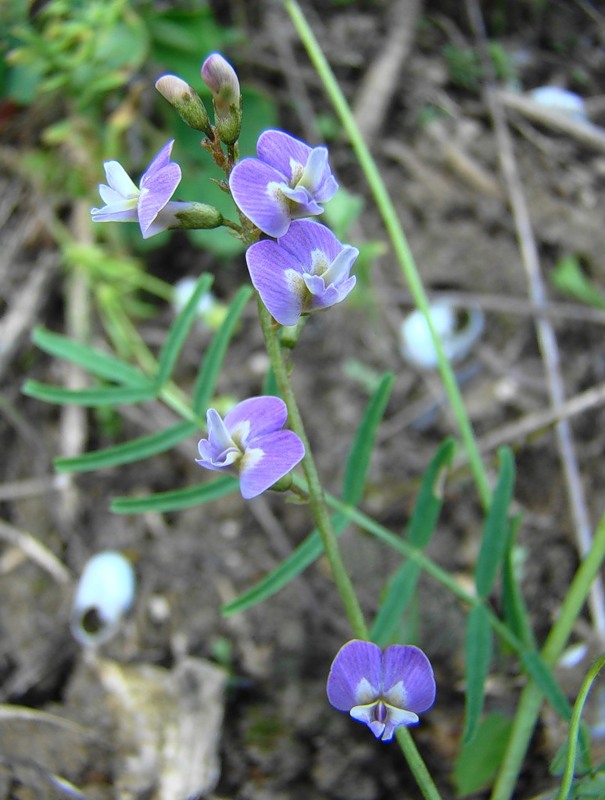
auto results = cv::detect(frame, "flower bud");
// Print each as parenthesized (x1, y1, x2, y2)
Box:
(173, 201, 224, 230)
(155, 74, 213, 136)
(201, 53, 242, 145)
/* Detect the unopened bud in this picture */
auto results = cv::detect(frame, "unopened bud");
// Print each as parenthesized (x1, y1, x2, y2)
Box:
(201, 53, 242, 145)
(155, 74, 213, 136)
(174, 202, 223, 230)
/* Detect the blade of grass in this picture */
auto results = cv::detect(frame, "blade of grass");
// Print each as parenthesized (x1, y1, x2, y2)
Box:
(475, 447, 515, 598)
(55, 420, 197, 473)
(463, 604, 493, 743)
(111, 476, 239, 513)
(192, 285, 253, 416)
(155, 273, 214, 389)
(31, 326, 150, 386)
(22, 380, 157, 407)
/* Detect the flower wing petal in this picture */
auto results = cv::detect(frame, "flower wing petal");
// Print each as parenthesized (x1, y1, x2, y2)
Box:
(246, 240, 305, 326)
(327, 640, 382, 711)
(142, 139, 175, 179)
(381, 645, 436, 714)
(229, 158, 292, 237)
(238, 430, 304, 499)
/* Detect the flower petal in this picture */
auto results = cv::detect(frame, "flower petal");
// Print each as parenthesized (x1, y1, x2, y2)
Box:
(90, 203, 139, 224)
(256, 129, 312, 179)
(229, 158, 292, 237)
(322, 244, 359, 286)
(239, 430, 304, 499)
(137, 162, 182, 237)
(142, 139, 176, 179)
(327, 640, 382, 711)
(380, 704, 420, 741)
(246, 240, 305, 326)
(278, 219, 342, 264)
(381, 645, 436, 714)
(104, 160, 139, 198)
(224, 396, 289, 442)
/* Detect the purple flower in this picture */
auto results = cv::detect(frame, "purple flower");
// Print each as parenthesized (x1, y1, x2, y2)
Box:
(246, 219, 358, 326)
(327, 640, 436, 742)
(229, 130, 338, 237)
(91, 140, 188, 239)
(195, 396, 305, 500)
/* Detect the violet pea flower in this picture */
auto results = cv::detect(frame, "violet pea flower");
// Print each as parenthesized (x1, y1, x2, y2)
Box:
(195, 396, 304, 500)
(327, 640, 436, 742)
(91, 140, 190, 239)
(229, 129, 338, 237)
(246, 219, 358, 326)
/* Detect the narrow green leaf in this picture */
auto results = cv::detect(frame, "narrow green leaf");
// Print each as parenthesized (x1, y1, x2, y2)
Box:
(192, 285, 253, 416)
(342, 372, 394, 504)
(155, 273, 214, 389)
(409, 437, 456, 548)
(55, 420, 197, 473)
(521, 651, 572, 722)
(370, 561, 421, 646)
(31, 326, 150, 386)
(502, 513, 535, 648)
(475, 447, 515, 598)
(453, 712, 513, 797)
(22, 380, 156, 407)
(222, 513, 350, 616)
(463, 604, 493, 743)
(369, 438, 454, 646)
(112, 475, 239, 513)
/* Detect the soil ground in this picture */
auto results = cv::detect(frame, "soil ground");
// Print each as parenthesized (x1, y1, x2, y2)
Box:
(2, 1, 605, 798)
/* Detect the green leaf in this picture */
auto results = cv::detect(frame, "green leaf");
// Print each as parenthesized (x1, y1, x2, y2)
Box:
(521, 651, 572, 722)
(192, 285, 253, 416)
(370, 561, 421, 646)
(112, 476, 239, 513)
(475, 447, 515, 599)
(370, 438, 455, 645)
(501, 514, 535, 648)
(155, 273, 213, 389)
(463, 604, 493, 743)
(342, 372, 394, 505)
(31, 327, 150, 386)
(551, 255, 605, 310)
(222, 513, 350, 616)
(409, 437, 456, 548)
(453, 712, 513, 796)
(22, 380, 156, 407)
(55, 420, 197, 473)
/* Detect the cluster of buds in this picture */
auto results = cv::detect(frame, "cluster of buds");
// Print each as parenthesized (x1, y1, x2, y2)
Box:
(156, 53, 242, 145)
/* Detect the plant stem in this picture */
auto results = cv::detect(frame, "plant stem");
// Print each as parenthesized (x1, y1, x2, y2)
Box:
(490, 511, 605, 800)
(257, 300, 367, 639)
(259, 300, 443, 800)
(284, 0, 491, 509)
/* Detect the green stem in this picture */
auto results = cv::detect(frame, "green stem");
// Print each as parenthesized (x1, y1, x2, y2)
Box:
(284, 0, 491, 509)
(490, 512, 605, 800)
(257, 300, 367, 639)
(259, 300, 443, 800)
(556, 654, 605, 800)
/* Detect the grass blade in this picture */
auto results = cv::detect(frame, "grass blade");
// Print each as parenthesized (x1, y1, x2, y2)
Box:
(502, 513, 535, 648)
(112, 476, 239, 513)
(192, 285, 253, 415)
(463, 604, 493, 743)
(370, 561, 421, 646)
(409, 437, 456, 548)
(222, 513, 350, 616)
(342, 372, 394, 504)
(22, 380, 156, 407)
(155, 273, 214, 389)
(520, 651, 572, 722)
(55, 420, 197, 473)
(31, 327, 150, 386)
(475, 447, 515, 599)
